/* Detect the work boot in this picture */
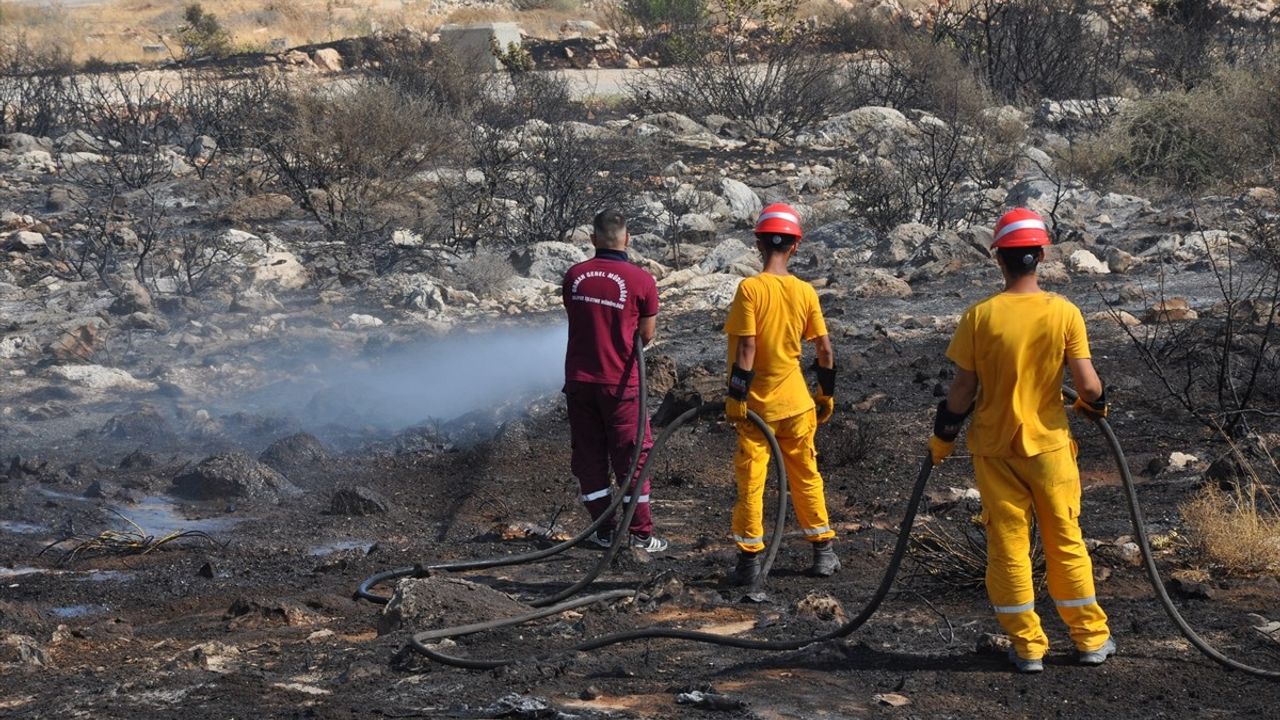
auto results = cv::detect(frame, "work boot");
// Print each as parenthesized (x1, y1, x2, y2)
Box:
(1077, 637, 1117, 666)
(1008, 648, 1044, 674)
(732, 551, 762, 587)
(809, 540, 841, 577)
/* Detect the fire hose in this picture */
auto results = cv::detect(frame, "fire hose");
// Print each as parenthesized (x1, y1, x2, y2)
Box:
(358, 346, 1280, 678)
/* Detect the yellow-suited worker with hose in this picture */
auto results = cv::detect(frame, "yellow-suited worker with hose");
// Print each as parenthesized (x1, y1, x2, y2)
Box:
(932, 208, 1115, 674)
(725, 202, 839, 587)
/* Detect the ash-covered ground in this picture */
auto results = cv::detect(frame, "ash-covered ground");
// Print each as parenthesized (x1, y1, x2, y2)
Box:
(4, 197, 1280, 717)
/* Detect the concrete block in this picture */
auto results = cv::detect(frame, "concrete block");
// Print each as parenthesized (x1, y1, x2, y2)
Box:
(438, 23, 523, 72)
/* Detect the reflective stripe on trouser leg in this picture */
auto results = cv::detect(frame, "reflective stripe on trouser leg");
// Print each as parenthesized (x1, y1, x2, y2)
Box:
(775, 410, 834, 543)
(732, 420, 771, 553)
(1026, 443, 1110, 651)
(974, 453, 1049, 660)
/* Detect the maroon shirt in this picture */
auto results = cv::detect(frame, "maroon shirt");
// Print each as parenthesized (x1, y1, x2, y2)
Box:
(563, 249, 659, 391)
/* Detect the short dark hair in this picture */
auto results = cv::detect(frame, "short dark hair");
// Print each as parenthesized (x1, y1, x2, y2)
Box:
(756, 233, 798, 257)
(593, 210, 627, 243)
(996, 246, 1042, 277)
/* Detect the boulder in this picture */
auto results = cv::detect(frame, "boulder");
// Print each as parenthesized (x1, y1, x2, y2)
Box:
(172, 452, 300, 501)
(0, 133, 50, 153)
(330, 486, 390, 516)
(1068, 249, 1109, 275)
(510, 241, 587, 283)
(806, 106, 913, 152)
(677, 213, 718, 244)
(108, 278, 154, 315)
(375, 273, 447, 313)
(874, 222, 931, 265)
(438, 23, 523, 72)
(258, 432, 328, 474)
(312, 48, 343, 72)
(250, 251, 309, 290)
(1145, 298, 1198, 323)
(0, 335, 36, 360)
(0, 633, 48, 667)
(45, 319, 106, 362)
(1034, 97, 1127, 130)
(4, 230, 45, 252)
(378, 576, 528, 635)
(806, 220, 877, 252)
(697, 237, 755, 275)
(48, 364, 157, 393)
(719, 178, 762, 224)
(638, 112, 705, 135)
(230, 289, 284, 314)
(849, 268, 912, 298)
(1105, 246, 1136, 274)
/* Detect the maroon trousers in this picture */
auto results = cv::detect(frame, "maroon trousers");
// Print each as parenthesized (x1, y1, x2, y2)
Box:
(564, 381, 654, 537)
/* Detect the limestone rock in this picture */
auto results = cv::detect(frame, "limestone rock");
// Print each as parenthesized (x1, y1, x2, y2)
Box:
(48, 364, 157, 392)
(312, 48, 343, 72)
(1105, 246, 1136, 274)
(250, 251, 309, 290)
(511, 241, 587, 283)
(1145, 299, 1198, 323)
(849, 268, 912, 298)
(4, 230, 45, 251)
(720, 178, 762, 224)
(1068, 249, 1109, 274)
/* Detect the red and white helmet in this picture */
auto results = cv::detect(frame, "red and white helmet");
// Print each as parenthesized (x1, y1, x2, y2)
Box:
(992, 208, 1051, 248)
(755, 203, 802, 241)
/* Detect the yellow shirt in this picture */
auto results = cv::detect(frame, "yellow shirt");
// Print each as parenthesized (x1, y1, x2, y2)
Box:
(725, 273, 827, 422)
(946, 291, 1090, 458)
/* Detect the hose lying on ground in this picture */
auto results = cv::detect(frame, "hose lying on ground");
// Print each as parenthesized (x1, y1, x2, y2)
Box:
(370, 374, 1280, 679)
(407, 451, 933, 669)
(1063, 387, 1280, 680)
(357, 334, 791, 607)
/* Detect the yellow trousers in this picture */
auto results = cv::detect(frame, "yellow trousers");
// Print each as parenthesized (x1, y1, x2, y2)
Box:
(974, 442, 1110, 659)
(732, 409, 834, 553)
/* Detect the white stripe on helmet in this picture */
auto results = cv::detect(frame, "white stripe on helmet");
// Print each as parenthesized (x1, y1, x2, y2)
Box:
(758, 211, 799, 225)
(994, 218, 1047, 243)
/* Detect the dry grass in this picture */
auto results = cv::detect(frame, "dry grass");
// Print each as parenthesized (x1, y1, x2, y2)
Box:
(1180, 483, 1280, 577)
(38, 510, 223, 565)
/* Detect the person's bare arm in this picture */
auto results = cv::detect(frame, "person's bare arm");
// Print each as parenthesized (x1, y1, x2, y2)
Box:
(814, 334, 834, 370)
(639, 316, 657, 346)
(735, 336, 757, 371)
(1067, 356, 1103, 402)
(946, 367, 979, 414)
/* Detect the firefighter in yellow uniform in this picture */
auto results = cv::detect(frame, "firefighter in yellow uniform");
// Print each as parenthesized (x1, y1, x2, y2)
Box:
(724, 203, 839, 586)
(932, 208, 1116, 673)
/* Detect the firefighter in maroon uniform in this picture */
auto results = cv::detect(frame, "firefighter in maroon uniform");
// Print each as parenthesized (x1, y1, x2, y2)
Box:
(562, 210, 667, 552)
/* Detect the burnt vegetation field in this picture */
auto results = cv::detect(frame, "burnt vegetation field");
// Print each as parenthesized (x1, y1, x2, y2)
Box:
(3, 1, 1280, 717)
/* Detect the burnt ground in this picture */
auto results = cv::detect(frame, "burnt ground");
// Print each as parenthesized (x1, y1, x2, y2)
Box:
(4, 278, 1280, 718)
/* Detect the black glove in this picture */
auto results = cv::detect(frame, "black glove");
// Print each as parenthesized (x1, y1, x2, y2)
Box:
(727, 364, 755, 400)
(932, 399, 973, 442)
(815, 365, 836, 397)
(726, 364, 755, 422)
